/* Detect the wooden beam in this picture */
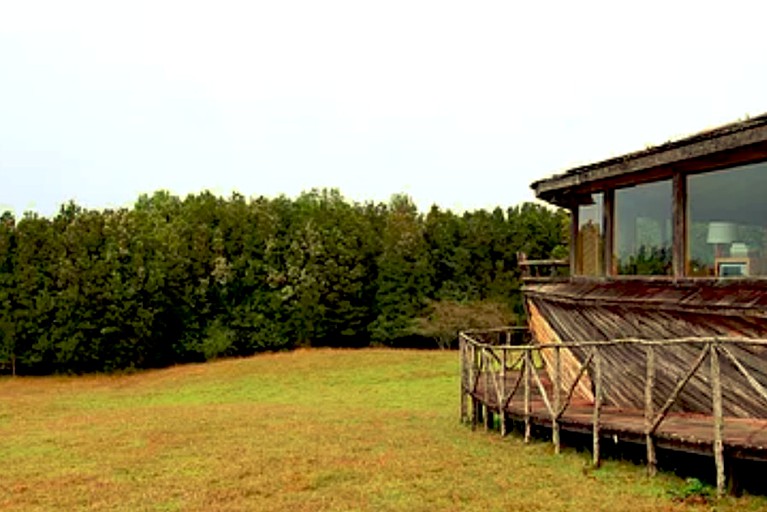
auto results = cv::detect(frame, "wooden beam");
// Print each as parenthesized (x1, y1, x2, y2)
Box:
(645, 345, 657, 477)
(570, 206, 579, 277)
(672, 172, 687, 279)
(592, 351, 603, 468)
(603, 189, 615, 276)
(711, 344, 726, 498)
(524, 350, 532, 443)
(461, 325, 530, 336)
(490, 361, 505, 411)
(483, 349, 492, 431)
(465, 335, 767, 351)
(517, 251, 529, 279)
(470, 345, 483, 395)
(460, 335, 467, 423)
(500, 348, 507, 436)
(553, 346, 562, 454)
(471, 343, 480, 430)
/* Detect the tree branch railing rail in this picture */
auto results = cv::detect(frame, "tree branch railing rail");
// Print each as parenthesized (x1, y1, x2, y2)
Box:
(459, 332, 767, 498)
(517, 251, 569, 281)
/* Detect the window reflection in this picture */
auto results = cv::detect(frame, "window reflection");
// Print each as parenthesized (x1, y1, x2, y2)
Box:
(576, 194, 604, 276)
(688, 162, 767, 277)
(615, 180, 673, 275)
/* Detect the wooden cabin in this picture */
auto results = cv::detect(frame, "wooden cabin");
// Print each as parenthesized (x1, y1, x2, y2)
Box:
(460, 114, 767, 496)
(527, 114, 767, 418)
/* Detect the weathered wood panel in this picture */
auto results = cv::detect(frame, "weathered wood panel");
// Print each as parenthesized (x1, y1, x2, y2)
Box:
(527, 302, 593, 401)
(524, 281, 767, 418)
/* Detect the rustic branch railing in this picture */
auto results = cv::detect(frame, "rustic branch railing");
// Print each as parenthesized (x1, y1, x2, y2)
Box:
(459, 332, 767, 498)
(517, 252, 569, 282)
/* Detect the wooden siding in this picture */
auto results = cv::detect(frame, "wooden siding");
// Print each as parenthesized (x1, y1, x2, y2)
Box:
(524, 281, 767, 418)
(527, 302, 593, 402)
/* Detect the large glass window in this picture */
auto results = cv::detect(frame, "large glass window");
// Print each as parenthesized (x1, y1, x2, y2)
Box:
(688, 161, 767, 277)
(576, 193, 604, 276)
(615, 180, 673, 275)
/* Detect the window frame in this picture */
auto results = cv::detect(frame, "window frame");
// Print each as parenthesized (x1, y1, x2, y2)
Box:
(612, 179, 674, 277)
(569, 162, 767, 282)
(573, 193, 606, 277)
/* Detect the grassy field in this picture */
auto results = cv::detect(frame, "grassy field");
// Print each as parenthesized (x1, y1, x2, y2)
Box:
(1, 349, 766, 511)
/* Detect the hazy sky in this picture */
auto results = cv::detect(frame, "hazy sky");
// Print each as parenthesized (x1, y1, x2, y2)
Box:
(2, 0, 766, 217)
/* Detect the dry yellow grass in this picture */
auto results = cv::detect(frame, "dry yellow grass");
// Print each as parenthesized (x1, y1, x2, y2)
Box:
(1, 349, 765, 511)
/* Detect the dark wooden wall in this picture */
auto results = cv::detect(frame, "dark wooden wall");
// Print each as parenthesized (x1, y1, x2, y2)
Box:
(525, 280, 767, 418)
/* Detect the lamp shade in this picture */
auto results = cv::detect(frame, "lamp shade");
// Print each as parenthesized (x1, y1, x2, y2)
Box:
(707, 222, 737, 244)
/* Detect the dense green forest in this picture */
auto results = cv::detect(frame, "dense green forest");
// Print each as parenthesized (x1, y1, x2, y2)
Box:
(0, 189, 568, 375)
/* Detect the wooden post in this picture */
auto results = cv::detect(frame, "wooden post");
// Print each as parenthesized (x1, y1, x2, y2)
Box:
(483, 349, 492, 431)
(470, 343, 479, 430)
(459, 335, 467, 423)
(570, 206, 578, 277)
(672, 172, 687, 279)
(603, 189, 615, 276)
(711, 343, 726, 498)
(500, 347, 507, 436)
(553, 346, 562, 454)
(592, 350, 603, 468)
(524, 348, 532, 443)
(645, 345, 657, 477)
(518, 252, 528, 279)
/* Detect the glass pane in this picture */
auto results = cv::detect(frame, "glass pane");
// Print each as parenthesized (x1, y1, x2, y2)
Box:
(615, 180, 672, 275)
(576, 193, 604, 276)
(688, 161, 767, 277)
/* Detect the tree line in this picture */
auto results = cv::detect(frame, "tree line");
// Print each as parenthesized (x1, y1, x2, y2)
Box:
(0, 189, 568, 375)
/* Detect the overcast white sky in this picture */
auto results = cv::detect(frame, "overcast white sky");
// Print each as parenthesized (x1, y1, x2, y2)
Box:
(1, 0, 766, 217)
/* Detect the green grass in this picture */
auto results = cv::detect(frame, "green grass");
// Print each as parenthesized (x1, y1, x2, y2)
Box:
(1, 348, 765, 511)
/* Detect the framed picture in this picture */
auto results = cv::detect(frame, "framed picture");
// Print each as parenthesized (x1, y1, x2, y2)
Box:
(716, 258, 750, 277)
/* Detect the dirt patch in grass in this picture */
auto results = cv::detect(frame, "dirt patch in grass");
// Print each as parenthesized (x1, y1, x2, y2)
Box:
(1, 348, 766, 511)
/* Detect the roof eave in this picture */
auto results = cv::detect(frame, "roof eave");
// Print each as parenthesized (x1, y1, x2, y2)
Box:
(531, 113, 767, 205)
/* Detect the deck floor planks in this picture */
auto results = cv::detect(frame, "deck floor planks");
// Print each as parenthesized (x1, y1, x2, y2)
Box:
(471, 372, 767, 460)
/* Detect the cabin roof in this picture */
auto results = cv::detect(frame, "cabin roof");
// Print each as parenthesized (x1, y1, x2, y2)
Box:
(532, 113, 767, 206)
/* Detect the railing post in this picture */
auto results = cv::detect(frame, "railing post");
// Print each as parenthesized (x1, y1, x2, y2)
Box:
(553, 346, 561, 454)
(517, 252, 529, 279)
(471, 343, 479, 430)
(500, 347, 507, 436)
(645, 345, 657, 477)
(711, 342, 725, 498)
(524, 348, 532, 443)
(460, 334, 467, 423)
(483, 348, 493, 431)
(592, 350, 603, 468)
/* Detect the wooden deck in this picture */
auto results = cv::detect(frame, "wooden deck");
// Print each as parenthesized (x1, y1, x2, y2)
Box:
(459, 332, 767, 496)
(471, 373, 767, 461)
